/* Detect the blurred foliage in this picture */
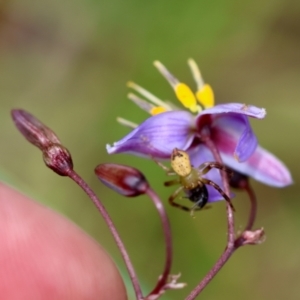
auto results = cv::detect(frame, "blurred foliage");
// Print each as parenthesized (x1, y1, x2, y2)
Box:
(0, 0, 300, 299)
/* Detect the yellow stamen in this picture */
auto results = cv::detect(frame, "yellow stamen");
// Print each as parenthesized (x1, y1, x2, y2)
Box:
(150, 106, 167, 115)
(127, 81, 170, 110)
(175, 83, 202, 113)
(153, 61, 179, 87)
(188, 58, 215, 108)
(154, 60, 201, 113)
(116, 117, 138, 129)
(196, 84, 214, 108)
(188, 59, 205, 90)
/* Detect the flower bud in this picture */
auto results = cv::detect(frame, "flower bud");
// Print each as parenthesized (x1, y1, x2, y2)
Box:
(95, 163, 149, 197)
(239, 228, 265, 246)
(229, 169, 249, 189)
(12, 109, 74, 176)
(11, 109, 61, 150)
(43, 144, 73, 176)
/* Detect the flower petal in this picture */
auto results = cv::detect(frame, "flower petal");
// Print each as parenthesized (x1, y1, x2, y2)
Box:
(200, 103, 266, 119)
(210, 114, 258, 162)
(107, 111, 195, 158)
(188, 145, 233, 202)
(220, 145, 293, 187)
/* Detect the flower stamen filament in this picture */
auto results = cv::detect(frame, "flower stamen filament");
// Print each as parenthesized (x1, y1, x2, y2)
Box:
(154, 60, 202, 114)
(188, 58, 215, 108)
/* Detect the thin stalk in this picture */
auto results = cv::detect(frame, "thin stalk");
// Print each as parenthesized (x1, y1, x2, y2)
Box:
(186, 135, 260, 299)
(202, 135, 235, 246)
(186, 135, 235, 299)
(146, 187, 173, 297)
(244, 182, 257, 231)
(67, 169, 143, 300)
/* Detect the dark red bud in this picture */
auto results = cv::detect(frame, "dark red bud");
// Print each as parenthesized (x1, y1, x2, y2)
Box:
(12, 109, 73, 176)
(95, 163, 149, 197)
(43, 144, 73, 176)
(229, 169, 249, 189)
(11, 109, 61, 150)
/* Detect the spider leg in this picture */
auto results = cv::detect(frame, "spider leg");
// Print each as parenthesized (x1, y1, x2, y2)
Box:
(164, 179, 180, 187)
(152, 157, 176, 176)
(202, 178, 235, 211)
(190, 202, 211, 210)
(190, 203, 211, 217)
(198, 162, 233, 177)
(169, 186, 198, 212)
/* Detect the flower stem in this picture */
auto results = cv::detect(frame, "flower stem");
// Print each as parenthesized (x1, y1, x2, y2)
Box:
(244, 182, 257, 231)
(186, 135, 261, 299)
(146, 187, 173, 297)
(185, 246, 234, 300)
(67, 169, 143, 300)
(186, 135, 235, 299)
(201, 135, 235, 246)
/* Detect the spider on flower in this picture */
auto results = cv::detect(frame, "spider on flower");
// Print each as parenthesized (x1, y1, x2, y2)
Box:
(154, 148, 235, 213)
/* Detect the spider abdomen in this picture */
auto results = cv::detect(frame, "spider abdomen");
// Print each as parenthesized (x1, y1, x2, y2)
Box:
(185, 185, 208, 209)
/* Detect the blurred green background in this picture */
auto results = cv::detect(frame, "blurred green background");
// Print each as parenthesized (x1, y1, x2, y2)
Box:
(0, 0, 299, 299)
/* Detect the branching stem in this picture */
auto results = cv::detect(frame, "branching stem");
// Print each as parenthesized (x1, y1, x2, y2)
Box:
(186, 134, 258, 300)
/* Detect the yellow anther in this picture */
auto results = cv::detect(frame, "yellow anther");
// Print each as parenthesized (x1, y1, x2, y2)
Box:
(196, 84, 214, 108)
(175, 83, 201, 113)
(154, 60, 202, 114)
(150, 106, 167, 115)
(188, 58, 215, 109)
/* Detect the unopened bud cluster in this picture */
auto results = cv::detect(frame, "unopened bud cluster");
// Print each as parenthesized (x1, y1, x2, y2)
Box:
(11, 109, 73, 176)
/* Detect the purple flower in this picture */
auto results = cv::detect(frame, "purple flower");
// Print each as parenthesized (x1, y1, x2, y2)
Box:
(107, 60, 292, 202)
